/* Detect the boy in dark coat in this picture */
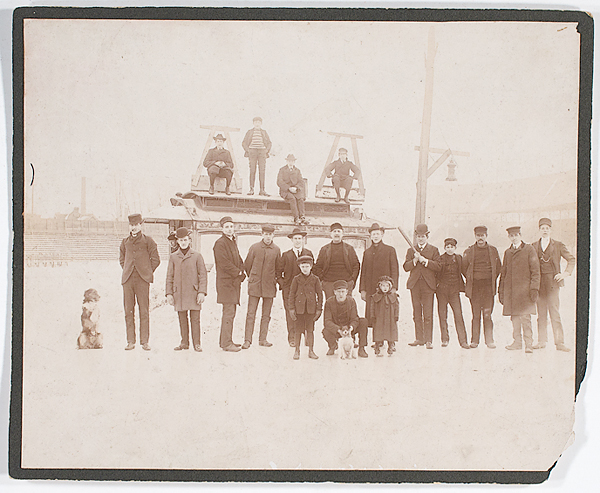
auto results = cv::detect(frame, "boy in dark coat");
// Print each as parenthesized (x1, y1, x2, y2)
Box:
(289, 255, 323, 360)
(120, 213, 160, 351)
(370, 276, 399, 356)
(279, 227, 313, 346)
(166, 227, 208, 352)
(322, 280, 362, 356)
(436, 238, 469, 349)
(403, 223, 441, 349)
(499, 226, 541, 354)
(213, 216, 245, 352)
(243, 224, 282, 348)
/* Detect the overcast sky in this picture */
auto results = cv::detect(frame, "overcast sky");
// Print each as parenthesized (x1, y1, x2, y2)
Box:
(23, 19, 580, 220)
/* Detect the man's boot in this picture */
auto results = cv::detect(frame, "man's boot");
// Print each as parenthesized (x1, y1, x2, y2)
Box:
(358, 346, 368, 358)
(505, 341, 522, 350)
(225, 185, 231, 195)
(343, 189, 351, 204)
(335, 189, 341, 203)
(208, 185, 215, 195)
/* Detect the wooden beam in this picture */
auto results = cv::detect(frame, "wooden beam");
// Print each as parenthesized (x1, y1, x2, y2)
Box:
(426, 148, 451, 178)
(199, 125, 240, 132)
(414, 146, 470, 157)
(327, 131, 363, 139)
(316, 135, 340, 191)
(350, 137, 366, 196)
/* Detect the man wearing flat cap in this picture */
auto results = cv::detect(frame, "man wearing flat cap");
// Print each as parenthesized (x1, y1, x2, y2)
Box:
(403, 224, 441, 349)
(359, 223, 399, 331)
(462, 225, 502, 349)
(242, 117, 272, 196)
(242, 224, 282, 348)
(213, 216, 245, 352)
(120, 213, 160, 351)
(532, 218, 575, 352)
(279, 227, 313, 346)
(324, 148, 362, 203)
(277, 154, 308, 225)
(499, 226, 541, 353)
(203, 133, 234, 196)
(322, 279, 361, 356)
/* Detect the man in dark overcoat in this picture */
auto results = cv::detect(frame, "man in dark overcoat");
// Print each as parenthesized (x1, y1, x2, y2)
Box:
(403, 223, 441, 349)
(462, 225, 503, 349)
(213, 216, 245, 352)
(203, 134, 234, 196)
(120, 213, 160, 351)
(166, 227, 208, 352)
(279, 227, 313, 346)
(242, 116, 272, 196)
(242, 224, 282, 348)
(323, 148, 361, 203)
(277, 154, 308, 226)
(532, 217, 575, 352)
(499, 226, 541, 354)
(359, 223, 399, 328)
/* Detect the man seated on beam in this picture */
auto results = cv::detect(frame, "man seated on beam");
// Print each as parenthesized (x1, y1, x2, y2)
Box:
(324, 147, 361, 203)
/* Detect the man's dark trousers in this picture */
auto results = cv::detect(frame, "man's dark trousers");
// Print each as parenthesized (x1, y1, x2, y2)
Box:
(436, 287, 468, 346)
(248, 149, 267, 190)
(537, 274, 565, 345)
(219, 304, 237, 348)
(245, 296, 274, 343)
(410, 278, 435, 343)
(178, 310, 201, 347)
(469, 279, 495, 345)
(123, 269, 150, 345)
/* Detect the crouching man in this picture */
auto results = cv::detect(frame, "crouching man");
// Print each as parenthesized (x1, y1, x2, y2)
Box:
(322, 280, 368, 357)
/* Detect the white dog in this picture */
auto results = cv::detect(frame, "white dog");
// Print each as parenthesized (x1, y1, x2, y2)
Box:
(338, 326, 356, 359)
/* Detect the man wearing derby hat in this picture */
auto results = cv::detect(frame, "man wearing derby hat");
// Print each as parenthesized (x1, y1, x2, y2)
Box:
(499, 226, 541, 354)
(167, 231, 179, 254)
(359, 223, 399, 331)
(279, 227, 313, 346)
(213, 216, 245, 352)
(277, 154, 308, 226)
(166, 227, 208, 352)
(242, 116, 272, 196)
(532, 218, 575, 352)
(203, 133, 234, 196)
(324, 147, 362, 203)
(242, 223, 282, 349)
(462, 225, 502, 349)
(119, 213, 160, 351)
(403, 224, 441, 349)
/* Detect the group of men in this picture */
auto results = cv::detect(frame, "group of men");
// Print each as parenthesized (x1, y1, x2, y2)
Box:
(203, 117, 362, 225)
(119, 213, 575, 356)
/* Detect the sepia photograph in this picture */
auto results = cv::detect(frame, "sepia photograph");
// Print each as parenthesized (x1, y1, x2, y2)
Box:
(7, 6, 594, 485)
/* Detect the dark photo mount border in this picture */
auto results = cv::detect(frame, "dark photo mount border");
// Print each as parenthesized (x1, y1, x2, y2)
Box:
(9, 6, 593, 484)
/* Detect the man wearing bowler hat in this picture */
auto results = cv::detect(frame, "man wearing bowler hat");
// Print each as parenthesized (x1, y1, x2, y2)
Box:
(242, 223, 282, 349)
(359, 223, 399, 330)
(203, 133, 234, 196)
(532, 218, 575, 351)
(277, 154, 308, 226)
(120, 213, 161, 351)
(213, 216, 245, 352)
(324, 147, 362, 203)
(242, 116, 272, 196)
(403, 224, 441, 349)
(462, 225, 502, 348)
(279, 227, 313, 346)
(499, 226, 541, 354)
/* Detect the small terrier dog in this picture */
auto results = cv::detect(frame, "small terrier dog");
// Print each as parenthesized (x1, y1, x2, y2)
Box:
(77, 288, 103, 349)
(338, 326, 356, 359)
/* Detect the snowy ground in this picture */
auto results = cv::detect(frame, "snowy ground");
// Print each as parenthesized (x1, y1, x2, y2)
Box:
(20, 260, 576, 471)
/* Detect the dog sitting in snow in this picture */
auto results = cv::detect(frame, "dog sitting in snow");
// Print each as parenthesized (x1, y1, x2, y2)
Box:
(77, 288, 103, 349)
(338, 326, 356, 359)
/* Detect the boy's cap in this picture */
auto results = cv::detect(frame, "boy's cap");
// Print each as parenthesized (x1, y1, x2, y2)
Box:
(288, 227, 307, 238)
(261, 224, 275, 233)
(539, 217, 552, 228)
(414, 223, 429, 235)
(176, 227, 190, 238)
(213, 133, 226, 141)
(253, 116, 263, 122)
(474, 225, 488, 234)
(377, 275, 394, 285)
(330, 222, 344, 231)
(444, 238, 457, 246)
(338, 147, 348, 153)
(219, 216, 234, 227)
(297, 255, 314, 265)
(167, 231, 177, 241)
(128, 213, 143, 225)
(369, 223, 384, 233)
(333, 280, 348, 290)
(506, 226, 521, 235)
